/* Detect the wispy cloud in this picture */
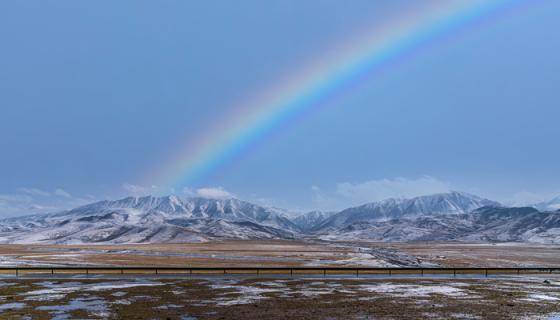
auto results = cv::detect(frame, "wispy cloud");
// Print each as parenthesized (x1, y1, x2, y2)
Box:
(184, 186, 236, 199)
(0, 187, 93, 217)
(0, 192, 48, 217)
(311, 176, 451, 210)
(16, 187, 50, 197)
(121, 183, 160, 197)
(0, 193, 33, 202)
(504, 190, 560, 207)
(54, 188, 72, 198)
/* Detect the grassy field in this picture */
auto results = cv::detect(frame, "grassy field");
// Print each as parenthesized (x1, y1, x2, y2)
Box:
(1, 240, 560, 268)
(1, 276, 560, 319)
(1, 241, 560, 319)
(382, 242, 560, 267)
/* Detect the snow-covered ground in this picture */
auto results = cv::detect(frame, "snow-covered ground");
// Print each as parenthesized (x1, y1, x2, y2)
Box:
(1, 276, 559, 319)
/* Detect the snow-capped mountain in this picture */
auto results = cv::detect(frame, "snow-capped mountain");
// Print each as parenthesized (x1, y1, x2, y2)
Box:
(292, 211, 336, 232)
(533, 195, 560, 212)
(1, 192, 559, 244)
(319, 206, 560, 244)
(0, 196, 300, 244)
(313, 191, 499, 231)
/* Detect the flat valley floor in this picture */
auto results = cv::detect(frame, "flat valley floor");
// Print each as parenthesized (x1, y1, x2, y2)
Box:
(1, 240, 560, 267)
(1, 241, 560, 319)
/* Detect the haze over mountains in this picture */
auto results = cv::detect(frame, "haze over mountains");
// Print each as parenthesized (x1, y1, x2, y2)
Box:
(0, 192, 559, 244)
(534, 196, 560, 212)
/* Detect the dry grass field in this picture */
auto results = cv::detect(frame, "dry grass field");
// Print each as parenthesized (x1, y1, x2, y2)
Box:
(370, 242, 560, 267)
(1, 276, 560, 319)
(0, 240, 348, 267)
(1, 241, 560, 319)
(1, 240, 560, 268)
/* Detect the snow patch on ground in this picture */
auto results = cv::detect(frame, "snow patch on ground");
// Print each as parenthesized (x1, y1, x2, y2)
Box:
(23, 280, 164, 300)
(0, 302, 26, 311)
(88, 282, 163, 292)
(210, 281, 284, 306)
(297, 288, 335, 297)
(359, 283, 468, 297)
(218, 286, 283, 306)
(449, 313, 481, 319)
(258, 281, 287, 287)
(172, 290, 186, 295)
(37, 296, 110, 319)
(156, 304, 184, 310)
(523, 294, 560, 302)
(112, 299, 131, 305)
(24, 294, 66, 301)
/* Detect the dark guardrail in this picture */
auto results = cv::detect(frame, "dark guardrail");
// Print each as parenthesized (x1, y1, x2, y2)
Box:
(1, 266, 559, 277)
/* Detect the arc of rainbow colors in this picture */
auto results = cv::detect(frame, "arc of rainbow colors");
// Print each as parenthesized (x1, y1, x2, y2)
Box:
(153, 0, 519, 190)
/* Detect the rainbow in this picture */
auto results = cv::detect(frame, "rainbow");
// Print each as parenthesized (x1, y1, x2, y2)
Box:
(153, 0, 519, 190)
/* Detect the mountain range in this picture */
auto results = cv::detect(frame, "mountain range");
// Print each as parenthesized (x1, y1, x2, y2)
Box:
(313, 191, 499, 231)
(0, 192, 559, 244)
(319, 206, 560, 244)
(534, 196, 560, 212)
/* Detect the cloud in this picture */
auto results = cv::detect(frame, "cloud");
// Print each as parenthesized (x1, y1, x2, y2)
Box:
(16, 187, 50, 197)
(0, 188, 94, 217)
(122, 184, 235, 200)
(28, 204, 46, 210)
(506, 192, 545, 207)
(54, 188, 72, 198)
(336, 176, 450, 202)
(0, 193, 39, 217)
(310, 186, 342, 211)
(122, 183, 157, 197)
(504, 191, 560, 207)
(186, 187, 235, 199)
(0, 193, 33, 202)
(312, 176, 450, 210)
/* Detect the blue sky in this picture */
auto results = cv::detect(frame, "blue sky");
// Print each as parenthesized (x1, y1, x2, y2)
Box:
(1, 1, 559, 216)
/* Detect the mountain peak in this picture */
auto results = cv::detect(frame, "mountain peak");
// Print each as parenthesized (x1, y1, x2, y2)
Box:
(0, 194, 300, 244)
(534, 195, 560, 211)
(1, 191, 559, 244)
(314, 191, 499, 231)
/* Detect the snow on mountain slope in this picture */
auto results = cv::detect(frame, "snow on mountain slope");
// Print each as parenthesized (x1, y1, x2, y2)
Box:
(465, 206, 560, 243)
(292, 211, 336, 232)
(1, 193, 558, 244)
(318, 215, 475, 242)
(0, 196, 300, 244)
(319, 206, 560, 244)
(314, 191, 499, 231)
(533, 195, 560, 211)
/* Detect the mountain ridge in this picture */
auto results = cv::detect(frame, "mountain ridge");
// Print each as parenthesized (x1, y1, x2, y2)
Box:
(313, 191, 500, 231)
(1, 192, 559, 244)
(0, 196, 300, 244)
(533, 195, 560, 212)
(318, 206, 560, 244)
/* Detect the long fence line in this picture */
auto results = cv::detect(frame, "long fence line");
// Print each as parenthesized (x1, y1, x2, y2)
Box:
(1, 267, 559, 277)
